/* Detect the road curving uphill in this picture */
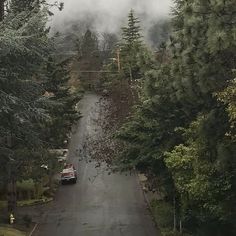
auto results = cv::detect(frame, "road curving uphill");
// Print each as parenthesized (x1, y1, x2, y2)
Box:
(31, 93, 159, 236)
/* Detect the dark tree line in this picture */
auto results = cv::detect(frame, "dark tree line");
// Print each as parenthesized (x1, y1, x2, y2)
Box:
(0, 0, 79, 212)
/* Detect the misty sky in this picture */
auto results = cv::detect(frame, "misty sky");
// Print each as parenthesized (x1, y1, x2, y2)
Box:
(49, 0, 173, 34)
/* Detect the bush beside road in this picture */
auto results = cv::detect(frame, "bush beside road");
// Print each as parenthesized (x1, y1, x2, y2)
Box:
(0, 226, 26, 236)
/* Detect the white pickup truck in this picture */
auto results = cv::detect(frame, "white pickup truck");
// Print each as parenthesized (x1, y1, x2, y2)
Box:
(61, 164, 77, 184)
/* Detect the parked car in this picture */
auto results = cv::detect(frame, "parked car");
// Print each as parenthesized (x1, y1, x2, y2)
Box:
(61, 164, 77, 184)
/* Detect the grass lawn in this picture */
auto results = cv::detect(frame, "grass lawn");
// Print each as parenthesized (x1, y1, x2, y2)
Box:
(0, 227, 26, 236)
(17, 197, 53, 207)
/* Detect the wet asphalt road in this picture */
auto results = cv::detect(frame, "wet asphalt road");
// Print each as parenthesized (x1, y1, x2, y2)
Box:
(33, 93, 159, 236)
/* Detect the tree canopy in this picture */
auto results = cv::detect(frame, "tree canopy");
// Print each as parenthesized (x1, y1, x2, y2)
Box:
(0, 0, 79, 208)
(116, 2, 236, 235)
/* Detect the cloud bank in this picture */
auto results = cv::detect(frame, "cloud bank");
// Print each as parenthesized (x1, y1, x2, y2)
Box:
(49, 0, 173, 34)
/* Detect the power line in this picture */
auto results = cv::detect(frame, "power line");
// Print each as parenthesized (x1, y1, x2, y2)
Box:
(78, 71, 119, 73)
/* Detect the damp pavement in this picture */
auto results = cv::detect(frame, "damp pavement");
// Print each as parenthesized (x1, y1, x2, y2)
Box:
(28, 93, 160, 236)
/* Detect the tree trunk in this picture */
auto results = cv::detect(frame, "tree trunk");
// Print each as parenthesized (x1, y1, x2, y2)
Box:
(173, 195, 177, 232)
(117, 48, 121, 72)
(179, 219, 183, 234)
(7, 134, 17, 213)
(0, 0, 5, 21)
(7, 172, 17, 213)
(129, 65, 133, 81)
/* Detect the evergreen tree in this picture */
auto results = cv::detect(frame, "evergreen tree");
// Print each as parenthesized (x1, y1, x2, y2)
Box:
(80, 29, 99, 57)
(0, 6, 51, 153)
(10, 0, 38, 12)
(43, 57, 81, 147)
(121, 9, 142, 48)
(120, 9, 144, 81)
(77, 29, 102, 89)
(0, 1, 53, 211)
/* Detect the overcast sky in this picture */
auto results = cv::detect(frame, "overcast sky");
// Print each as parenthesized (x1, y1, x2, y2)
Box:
(49, 0, 173, 34)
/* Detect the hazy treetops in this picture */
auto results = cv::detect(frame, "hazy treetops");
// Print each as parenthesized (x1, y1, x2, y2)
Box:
(48, 0, 172, 37)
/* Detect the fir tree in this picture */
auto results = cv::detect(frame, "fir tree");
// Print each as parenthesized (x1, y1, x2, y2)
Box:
(0, 1, 53, 212)
(77, 29, 102, 89)
(120, 9, 144, 81)
(81, 29, 99, 57)
(43, 57, 81, 147)
(121, 9, 142, 48)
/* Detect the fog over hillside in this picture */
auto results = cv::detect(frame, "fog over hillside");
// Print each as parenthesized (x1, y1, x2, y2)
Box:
(49, 0, 173, 36)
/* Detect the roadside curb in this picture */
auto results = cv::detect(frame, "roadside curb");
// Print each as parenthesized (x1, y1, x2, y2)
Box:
(18, 198, 54, 208)
(135, 171, 160, 231)
(28, 223, 38, 236)
(136, 172, 152, 209)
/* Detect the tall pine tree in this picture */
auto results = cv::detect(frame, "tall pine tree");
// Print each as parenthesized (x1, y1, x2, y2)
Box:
(120, 9, 144, 81)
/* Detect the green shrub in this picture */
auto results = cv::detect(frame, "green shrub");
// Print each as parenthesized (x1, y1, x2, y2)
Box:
(16, 179, 34, 191)
(162, 230, 191, 236)
(151, 200, 173, 230)
(16, 179, 35, 200)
